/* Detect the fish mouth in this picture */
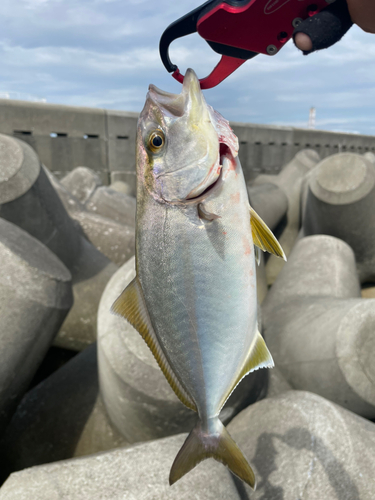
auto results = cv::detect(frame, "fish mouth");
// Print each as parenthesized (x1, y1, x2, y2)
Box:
(183, 143, 232, 204)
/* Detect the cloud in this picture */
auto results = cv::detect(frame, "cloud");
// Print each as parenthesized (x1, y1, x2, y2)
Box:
(0, 0, 374, 135)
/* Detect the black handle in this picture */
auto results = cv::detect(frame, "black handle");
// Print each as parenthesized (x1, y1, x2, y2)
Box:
(159, 1, 217, 73)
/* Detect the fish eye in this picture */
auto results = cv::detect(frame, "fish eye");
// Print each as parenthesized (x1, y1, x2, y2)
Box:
(148, 130, 165, 153)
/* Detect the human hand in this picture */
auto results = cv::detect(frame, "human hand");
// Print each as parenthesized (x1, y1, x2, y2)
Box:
(294, 0, 375, 55)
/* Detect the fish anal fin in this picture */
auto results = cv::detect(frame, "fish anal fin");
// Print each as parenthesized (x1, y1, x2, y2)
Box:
(170, 417, 256, 490)
(111, 278, 197, 412)
(219, 330, 274, 411)
(250, 206, 286, 261)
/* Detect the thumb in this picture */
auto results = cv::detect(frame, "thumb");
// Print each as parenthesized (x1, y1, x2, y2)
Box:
(293, 0, 353, 55)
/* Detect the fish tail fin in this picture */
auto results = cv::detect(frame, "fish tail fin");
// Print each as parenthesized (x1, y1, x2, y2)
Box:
(169, 417, 256, 490)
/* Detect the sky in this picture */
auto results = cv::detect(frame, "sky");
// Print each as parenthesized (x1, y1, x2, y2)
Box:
(0, 0, 374, 135)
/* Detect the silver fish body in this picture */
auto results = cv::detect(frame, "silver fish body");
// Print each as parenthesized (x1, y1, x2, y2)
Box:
(113, 69, 285, 489)
(137, 155, 257, 419)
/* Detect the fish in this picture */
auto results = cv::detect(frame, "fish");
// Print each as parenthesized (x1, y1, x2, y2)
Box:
(112, 68, 286, 489)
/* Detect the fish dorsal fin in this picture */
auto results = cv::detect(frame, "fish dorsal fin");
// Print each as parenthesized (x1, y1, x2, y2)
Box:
(219, 330, 274, 412)
(250, 206, 286, 261)
(111, 277, 197, 412)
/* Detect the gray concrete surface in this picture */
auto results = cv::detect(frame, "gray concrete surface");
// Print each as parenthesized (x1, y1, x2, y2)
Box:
(303, 153, 375, 283)
(98, 256, 267, 444)
(0, 433, 240, 500)
(0, 343, 128, 483)
(0, 134, 40, 204)
(246, 190, 273, 305)
(55, 234, 117, 350)
(264, 366, 292, 400)
(110, 180, 133, 196)
(253, 149, 321, 285)
(86, 186, 136, 227)
(0, 135, 117, 351)
(364, 151, 375, 164)
(48, 169, 135, 266)
(0, 218, 72, 436)
(71, 210, 135, 266)
(262, 235, 375, 418)
(61, 166, 102, 204)
(1, 99, 374, 187)
(247, 182, 288, 232)
(0, 336, 287, 483)
(2, 391, 374, 499)
(255, 254, 268, 304)
(228, 390, 375, 500)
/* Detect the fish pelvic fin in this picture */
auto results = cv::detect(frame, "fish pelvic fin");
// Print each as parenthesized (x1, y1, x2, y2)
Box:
(250, 206, 287, 261)
(111, 277, 197, 412)
(219, 330, 274, 412)
(170, 417, 256, 490)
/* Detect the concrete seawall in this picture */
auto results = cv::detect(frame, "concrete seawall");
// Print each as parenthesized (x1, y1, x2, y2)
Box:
(1, 99, 374, 191)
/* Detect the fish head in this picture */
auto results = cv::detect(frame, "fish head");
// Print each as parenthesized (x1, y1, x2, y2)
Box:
(137, 68, 238, 203)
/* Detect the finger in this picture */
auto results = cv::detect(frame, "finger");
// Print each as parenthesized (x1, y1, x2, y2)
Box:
(294, 32, 313, 52)
(293, 0, 353, 55)
(347, 0, 375, 33)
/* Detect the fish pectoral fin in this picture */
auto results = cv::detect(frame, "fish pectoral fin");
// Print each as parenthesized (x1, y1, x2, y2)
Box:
(111, 277, 197, 412)
(250, 206, 287, 261)
(219, 330, 274, 411)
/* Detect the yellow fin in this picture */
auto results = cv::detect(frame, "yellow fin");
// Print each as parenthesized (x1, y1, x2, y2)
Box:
(250, 206, 286, 261)
(219, 330, 274, 411)
(111, 277, 197, 412)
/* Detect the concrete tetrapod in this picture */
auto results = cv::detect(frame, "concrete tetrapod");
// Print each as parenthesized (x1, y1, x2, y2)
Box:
(246, 186, 286, 304)
(247, 183, 288, 303)
(2, 391, 374, 500)
(98, 256, 267, 444)
(60, 166, 102, 204)
(227, 391, 375, 500)
(0, 134, 117, 351)
(363, 151, 375, 164)
(47, 169, 135, 266)
(60, 166, 136, 227)
(253, 149, 320, 285)
(110, 180, 133, 196)
(86, 186, 136, 228)
(247, 182, 288, 233)
(0, 343, 128, 483)
(262, 235, 375, 418)
(0, 218, 72, 436)
(0, 340, 288, 483)
(303, 153, 375, 283)
(0, 434, 241, 500)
